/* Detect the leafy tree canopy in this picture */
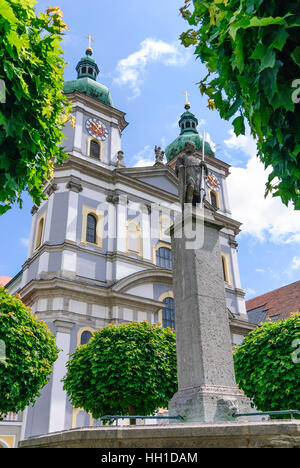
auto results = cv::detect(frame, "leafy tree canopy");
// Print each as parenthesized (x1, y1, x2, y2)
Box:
(233, 314, 300, 413)
(180, 0, 300, 209)
(0, 0, 71, 215)
(63, 321, 177, 421)
(0, 287, 59, 418)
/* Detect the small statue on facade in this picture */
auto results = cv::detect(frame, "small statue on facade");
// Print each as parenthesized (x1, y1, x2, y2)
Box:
(175, 140, 208, 211)
(154, 146, 165, 164)
(116, 150, 126, 168)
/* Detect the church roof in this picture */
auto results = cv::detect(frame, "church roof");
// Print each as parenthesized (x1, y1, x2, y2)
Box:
(63, 47, 113, 107)
(246, 280, 300, 323)
(165, 104, 215, 161)
(0, 276, 12, 287)
(63, 78, 113, 107)
(165, 132, 214, 162)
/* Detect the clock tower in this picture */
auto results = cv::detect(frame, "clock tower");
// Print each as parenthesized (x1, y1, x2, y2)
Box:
(62, 46, 128, 168)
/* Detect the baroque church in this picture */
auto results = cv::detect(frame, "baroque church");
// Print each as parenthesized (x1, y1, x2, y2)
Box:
(4, 45, 254, 442)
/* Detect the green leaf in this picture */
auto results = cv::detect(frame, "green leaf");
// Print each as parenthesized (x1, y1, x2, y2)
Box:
(0, 0, 17, 23)
(232, 115, 245, 136)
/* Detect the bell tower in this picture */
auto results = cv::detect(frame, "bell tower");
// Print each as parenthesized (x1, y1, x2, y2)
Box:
(62, 46, 128, 168)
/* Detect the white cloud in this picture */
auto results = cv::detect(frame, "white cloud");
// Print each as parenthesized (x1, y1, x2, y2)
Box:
(114, 38, 191, 98)
(197, 119, 206, 128)
(20, 237, 29, 248)
(291, 257, 300, 270)
(131, 145, 154, 167)
(205, 132, 216, 153)
(224, 128, 257, 159)
(256, 268, 265, 273)
(226, 130, 300, 244)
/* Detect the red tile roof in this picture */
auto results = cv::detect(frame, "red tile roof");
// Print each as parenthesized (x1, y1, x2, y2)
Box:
(0, 276, 12, 287)
(246, 280, 300, 321)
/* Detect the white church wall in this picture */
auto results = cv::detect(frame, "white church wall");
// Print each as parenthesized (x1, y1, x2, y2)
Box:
(126, 283, 154, 299)
(115, 261, 145, 281)
(91, 304, 108, 319)
(69, 300, 87, 315)
(52, 297, 64, 310)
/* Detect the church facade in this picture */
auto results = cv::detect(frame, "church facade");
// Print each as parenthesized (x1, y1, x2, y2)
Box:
(5, 47, 254, 440)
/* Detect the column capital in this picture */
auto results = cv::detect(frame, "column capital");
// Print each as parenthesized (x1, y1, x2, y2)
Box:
(53, 320, 74, 334)
(66, 176, 83, 193)
(46, 183, 59, 197)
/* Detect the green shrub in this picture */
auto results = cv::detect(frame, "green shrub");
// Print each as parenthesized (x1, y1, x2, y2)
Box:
(63, 321, 177, 420)
(0, 287, 59, 418)
(234, 314, 300, 414)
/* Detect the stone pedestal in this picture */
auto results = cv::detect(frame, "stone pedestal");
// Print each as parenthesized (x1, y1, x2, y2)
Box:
(168, 206, 252, 422)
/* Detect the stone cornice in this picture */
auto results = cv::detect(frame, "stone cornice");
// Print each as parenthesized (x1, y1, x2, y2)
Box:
(20, 277, 164, 312)
(225, 287, 246, 298)
(229, 317, 256, 334)
(54, 156, 180, 205)
(215, 211, 242, 236)
(119, 165, 178, 186)
(22, 241, 158, 271)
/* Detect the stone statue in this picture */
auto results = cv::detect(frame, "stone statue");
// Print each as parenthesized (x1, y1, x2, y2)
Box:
(175, 140, 208, 210)
(116, 150, 126, 168)
(154, 146, 165, 164)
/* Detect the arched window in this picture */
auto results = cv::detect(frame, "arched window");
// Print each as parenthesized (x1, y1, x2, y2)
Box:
(82, 67, 87, 74)
(221, 254, 231, 286)
(186, 121, 191, 128)
(210, 191, 218, 209)
(156, 247, 172, 269)
(162, 297, 175, 329)
(34, 214, 46, 251)
(90, 140, 100, 159)
(36, 217, 44, 249)
(209, 190, 220, 210)
(88, 67, 93, 75)
(81, 206, 104, 249)
(80, 330, 93, 345)
(86, 214, 97, 244)
(222, 256, 227, 282)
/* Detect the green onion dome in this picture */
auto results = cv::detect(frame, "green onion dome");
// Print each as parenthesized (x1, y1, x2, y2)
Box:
(63, 48, 113, 107)
(165, 104, 214, 161)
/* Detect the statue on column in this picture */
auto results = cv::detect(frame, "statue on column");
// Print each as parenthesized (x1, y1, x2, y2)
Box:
(175, 141, 208, 211)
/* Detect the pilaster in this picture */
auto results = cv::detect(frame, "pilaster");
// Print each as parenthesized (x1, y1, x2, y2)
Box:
(48, 320, 74, 434)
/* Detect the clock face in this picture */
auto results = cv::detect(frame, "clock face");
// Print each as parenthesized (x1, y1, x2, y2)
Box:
(86, 118, 108, 141)
(207, 172, 220, 191)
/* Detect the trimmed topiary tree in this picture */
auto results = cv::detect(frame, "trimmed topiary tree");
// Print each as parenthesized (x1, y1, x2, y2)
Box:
(234, 314, 300, 414)
(63, 321, 177, 423)
(0, 287, 59, 419)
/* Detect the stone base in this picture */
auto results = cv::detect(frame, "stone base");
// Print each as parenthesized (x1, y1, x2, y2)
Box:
(168, 385, 253, 423)
(18, 421, 300, 448)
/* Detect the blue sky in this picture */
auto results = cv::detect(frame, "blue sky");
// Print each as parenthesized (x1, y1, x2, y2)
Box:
(0, 0, 299, 299)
